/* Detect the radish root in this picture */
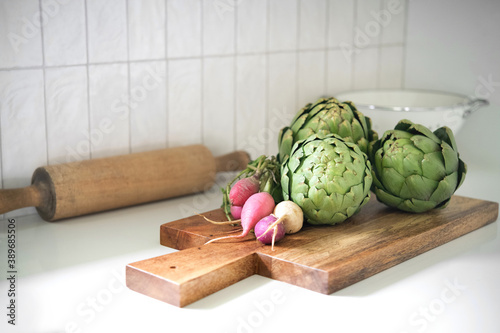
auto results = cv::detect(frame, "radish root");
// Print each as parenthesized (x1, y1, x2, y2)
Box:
(197, 213, 241, 225)
(204, 234, 246, 245)
(258, 215, 285, 239)
(271, 226, 277, 251)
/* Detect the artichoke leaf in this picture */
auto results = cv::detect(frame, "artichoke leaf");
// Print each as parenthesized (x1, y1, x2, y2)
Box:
(457, 159, 467, 189)
(399, 198, 438, 213)
(381, 167, 406, 195)
(434, 126, 457, 151)
(411, 134, 441, 154)
(395, 119, 441, 143)
(375, 188, 404, 208)
(441, 141, 459, 174)
(399, 174, 439, 201)
(429, 172, 458, 204)
(421, 151, 446, 181)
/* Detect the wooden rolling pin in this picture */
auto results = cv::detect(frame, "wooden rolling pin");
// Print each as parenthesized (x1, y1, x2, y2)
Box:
(0, 145, 250, 221)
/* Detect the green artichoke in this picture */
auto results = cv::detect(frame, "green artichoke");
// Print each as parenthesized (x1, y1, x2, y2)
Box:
(281, 134, 372, 225)
(278, 97, 378, 163)
(370, 119, 467, 213)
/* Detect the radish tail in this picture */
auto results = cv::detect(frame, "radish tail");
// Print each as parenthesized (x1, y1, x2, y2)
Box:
(271, 226, 277, 251)
(197, 213, 241, 225)
(259, 215, 285, 239)
(204, 233, 246, 245)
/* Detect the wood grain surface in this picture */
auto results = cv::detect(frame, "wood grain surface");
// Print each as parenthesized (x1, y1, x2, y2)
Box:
(126, 195, 498, 307)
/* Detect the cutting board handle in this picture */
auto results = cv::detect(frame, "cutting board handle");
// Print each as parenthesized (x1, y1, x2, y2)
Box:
(215, 151, 250, 172)
(127, 241, 261, 307)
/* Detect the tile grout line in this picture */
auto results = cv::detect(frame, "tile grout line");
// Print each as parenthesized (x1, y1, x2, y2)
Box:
(295, 0, 300, 110)
(324, 0, 330, 96)
(200, 0, 205, 148)
(351, 0, 358, 90)
(0, 72, 3, 192)
(401, 0, 409, 88)
(84, 0, 92, 160)
(377, 0, 384, 89)
(0, 44, 406, 72)
(265, 0, 270, 155)
(233, 2, 238, 152)
(39, 0, 49, 166)
(165, 0, 169, 148)
(125, 0, 132, 154)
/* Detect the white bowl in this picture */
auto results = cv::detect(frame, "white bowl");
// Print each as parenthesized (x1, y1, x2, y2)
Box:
(335, 89, 488, 135)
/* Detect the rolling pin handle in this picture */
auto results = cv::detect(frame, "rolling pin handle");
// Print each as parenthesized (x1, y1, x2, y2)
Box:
(0, 185, 43, 215)
(215, 151, 251, 172)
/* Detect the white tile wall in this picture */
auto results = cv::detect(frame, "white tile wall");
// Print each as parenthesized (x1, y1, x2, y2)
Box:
(128, 0, 166, 61)
(298, 50, 326, 107)
(167, 0, 201, 58)
(88, 63, 129, 158)
(202, 0, 235, 56)
(236, 0, 267, 54)
(235, 55, 267, 156)
(267, 52, 297, 154)
(379, 45, 404, 88)
(203, 57, 235, 156)
(129, 61, 168, 153)
(0, 0, 408, 218)
(42, 0, 87, 66)
(328, 0, 355, 48)
(45, 66, 89, 164)
(353, 47, 379, 89)
(0, 0, 43, 68)
(167, 59, 202, 147)
(327, 49, 353, 94)
(269, 0, 297, 52)
(355, 0, 382, 47)
(299, 0, 327, 50)
(87, 0, 128, 63)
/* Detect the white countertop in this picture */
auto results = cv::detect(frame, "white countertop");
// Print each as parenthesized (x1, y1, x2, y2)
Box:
(1, 146, 499, 333)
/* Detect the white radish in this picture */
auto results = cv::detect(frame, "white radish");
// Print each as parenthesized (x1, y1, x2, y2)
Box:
(274, 201, 303, 234)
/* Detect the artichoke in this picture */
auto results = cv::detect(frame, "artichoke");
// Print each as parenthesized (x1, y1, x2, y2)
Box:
(278, 97, 378, 163)
(370, 119, 467, 213)
(281, 134, 372, 225)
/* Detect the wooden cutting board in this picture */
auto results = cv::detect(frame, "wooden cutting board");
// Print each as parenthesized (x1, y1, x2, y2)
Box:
(126, 195, 498, 307)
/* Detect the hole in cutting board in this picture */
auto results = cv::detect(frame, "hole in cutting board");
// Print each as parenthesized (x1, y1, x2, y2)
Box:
(170, 266, 177, 269)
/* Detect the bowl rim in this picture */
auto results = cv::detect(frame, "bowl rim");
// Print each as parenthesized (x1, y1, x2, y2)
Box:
(335, 88, 475, 112)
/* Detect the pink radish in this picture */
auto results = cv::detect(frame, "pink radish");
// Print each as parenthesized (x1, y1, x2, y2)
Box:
(230, 205, 243, 219)
(258, 201, 303, 238)
(205, 192, 275, 244)
(229, 176, 260, 206)
(254, 215, 285, 250)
